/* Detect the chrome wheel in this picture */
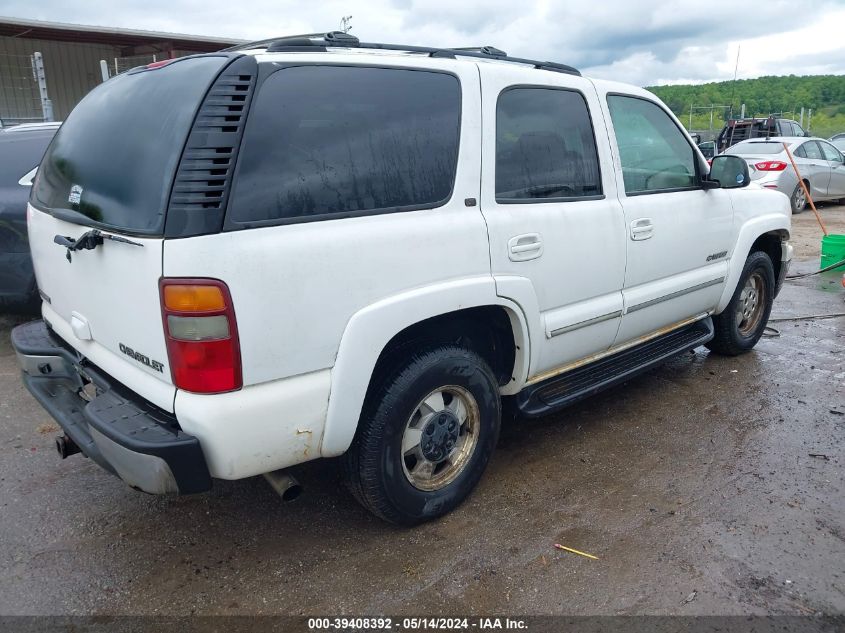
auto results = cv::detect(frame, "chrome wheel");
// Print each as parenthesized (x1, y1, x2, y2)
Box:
(793, 186, 806, 211)
(401, 385, 480, 491)
(735, 271, 766, 336)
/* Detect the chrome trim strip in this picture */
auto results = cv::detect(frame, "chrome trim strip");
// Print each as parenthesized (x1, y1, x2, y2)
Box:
(626, 278, 725, 314)
(526, 312, 710, 386)
(549, 310, 623, 338)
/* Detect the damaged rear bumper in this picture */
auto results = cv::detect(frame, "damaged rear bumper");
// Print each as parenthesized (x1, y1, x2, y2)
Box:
(11, 320, 211, 495)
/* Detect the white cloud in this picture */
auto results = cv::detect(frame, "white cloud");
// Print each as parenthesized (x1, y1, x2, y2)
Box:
(1, 0, 843, 85)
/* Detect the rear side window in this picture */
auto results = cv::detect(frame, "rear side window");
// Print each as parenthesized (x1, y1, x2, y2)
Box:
(800, 141, 823, 160)
(607, 95, 697, 194)
(32, 56, 227, 234)
(495, 88, 601, 201)
(228, 66, 461, 225)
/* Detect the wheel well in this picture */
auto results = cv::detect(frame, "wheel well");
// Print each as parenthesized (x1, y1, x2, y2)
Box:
(750, 231, 785, 281)
(372, 307, 518, 389)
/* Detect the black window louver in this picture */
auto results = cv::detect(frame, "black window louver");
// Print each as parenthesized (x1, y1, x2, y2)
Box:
(165, 55, 258, 237)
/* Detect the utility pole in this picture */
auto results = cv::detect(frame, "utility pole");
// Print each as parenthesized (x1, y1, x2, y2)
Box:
(728, 44, 741, 120)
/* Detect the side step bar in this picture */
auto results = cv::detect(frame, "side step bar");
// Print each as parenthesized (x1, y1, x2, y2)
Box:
(515, 318, 714, 418)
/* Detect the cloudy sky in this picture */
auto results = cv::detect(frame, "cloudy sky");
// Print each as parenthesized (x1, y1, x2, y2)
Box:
(4, 0, 845, 86)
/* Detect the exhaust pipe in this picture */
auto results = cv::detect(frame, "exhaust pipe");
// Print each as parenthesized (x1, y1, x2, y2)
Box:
(263, 470, 302, 502)
(56, 435, 80, 459)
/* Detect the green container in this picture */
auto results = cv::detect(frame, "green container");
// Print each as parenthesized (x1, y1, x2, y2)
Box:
(820, 234, 845, 272)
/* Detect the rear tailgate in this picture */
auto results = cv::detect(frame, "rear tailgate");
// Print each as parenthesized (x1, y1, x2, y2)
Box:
(27, 55, 233, 411)
(28, 209, 174, 410)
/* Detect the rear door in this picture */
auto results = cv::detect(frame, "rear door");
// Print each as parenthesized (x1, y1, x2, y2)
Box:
(478, 65, 626, 378)
(28, 55, 231, 411)
(794, 141, 831, 197)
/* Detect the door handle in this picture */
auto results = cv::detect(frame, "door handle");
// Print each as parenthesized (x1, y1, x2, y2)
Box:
(630, 218, 654, 241)
(508, 233, 543, 261)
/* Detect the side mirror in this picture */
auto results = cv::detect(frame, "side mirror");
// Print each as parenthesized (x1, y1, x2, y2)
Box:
(707, 155, 750, 189)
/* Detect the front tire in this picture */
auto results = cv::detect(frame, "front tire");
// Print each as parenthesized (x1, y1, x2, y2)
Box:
(706, 251, 775, 356)
(343, 345, 501, 525)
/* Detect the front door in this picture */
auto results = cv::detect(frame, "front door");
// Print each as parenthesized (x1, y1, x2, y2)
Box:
(478, 65, 627, 379)
(598, 91, 735, 344)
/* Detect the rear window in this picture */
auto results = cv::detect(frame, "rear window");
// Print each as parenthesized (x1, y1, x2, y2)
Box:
(32, 56, 227, 234)
(227, 66, 461, 225)
(730, 142, 785, 155)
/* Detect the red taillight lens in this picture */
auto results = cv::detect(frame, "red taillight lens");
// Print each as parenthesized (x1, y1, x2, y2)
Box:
(160, 278, 242, 393)
(754, 161, 787, 171)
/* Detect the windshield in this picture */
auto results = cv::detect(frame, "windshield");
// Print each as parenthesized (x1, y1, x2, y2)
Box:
(32, 56, 227, 235)
(729, 141, 786, 155)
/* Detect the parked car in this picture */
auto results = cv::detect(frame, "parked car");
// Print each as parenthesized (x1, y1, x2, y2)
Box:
(0, 123, 59, 307)
(831, 137, 845, 155)
(830, 132, 845, 142)
(698, 140, 717, 160)
(727, 137, 845, 213)
(716, 117, 807, 153)
(11, 33, 792, 524)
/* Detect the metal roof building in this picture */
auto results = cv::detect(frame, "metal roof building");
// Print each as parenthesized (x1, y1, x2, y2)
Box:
(0, 16, 244, 124)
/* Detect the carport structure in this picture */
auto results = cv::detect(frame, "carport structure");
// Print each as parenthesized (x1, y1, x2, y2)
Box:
(0, 16, 244, 123)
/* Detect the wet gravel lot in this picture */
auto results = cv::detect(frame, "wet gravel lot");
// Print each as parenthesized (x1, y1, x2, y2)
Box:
(0, 206, 843, 616)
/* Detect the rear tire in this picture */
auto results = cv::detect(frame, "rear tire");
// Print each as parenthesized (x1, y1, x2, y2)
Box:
(790, 182, 808, 214)
(343, 344, 501, 525)
(706, 251, 775, 356)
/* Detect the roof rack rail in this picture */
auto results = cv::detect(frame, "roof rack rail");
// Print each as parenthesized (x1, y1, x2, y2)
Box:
(452, 46, 508, 57)
(225, 32, 580, 76)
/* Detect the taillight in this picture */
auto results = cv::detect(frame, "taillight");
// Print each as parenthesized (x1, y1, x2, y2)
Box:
(754, 161, 787, 171)
(159, 278, 242, 393)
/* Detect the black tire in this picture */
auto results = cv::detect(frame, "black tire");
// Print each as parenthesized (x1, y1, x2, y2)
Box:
(343, 344, 501, 525)
(790, 182, 808, 214)
(706, 251, 775, 356)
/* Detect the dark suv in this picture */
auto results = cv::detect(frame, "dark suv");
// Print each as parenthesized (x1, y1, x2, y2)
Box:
(716, 117, 808, 153)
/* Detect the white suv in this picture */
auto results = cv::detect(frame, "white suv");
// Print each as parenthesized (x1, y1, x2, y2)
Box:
(12, 33, 792, 524)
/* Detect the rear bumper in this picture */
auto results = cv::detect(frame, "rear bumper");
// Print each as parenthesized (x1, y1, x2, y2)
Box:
(11, 320, 211, 494)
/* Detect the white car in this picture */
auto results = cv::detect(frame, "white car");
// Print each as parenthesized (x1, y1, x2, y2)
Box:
(12, 32, 792, 524)
(728, 136, 845, 213)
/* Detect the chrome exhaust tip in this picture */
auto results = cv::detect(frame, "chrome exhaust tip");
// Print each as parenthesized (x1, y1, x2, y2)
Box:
(263, 470, 302, 502)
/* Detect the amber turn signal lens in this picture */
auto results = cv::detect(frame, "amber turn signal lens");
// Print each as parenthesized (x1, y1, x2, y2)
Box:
(163, 284, 226, 312)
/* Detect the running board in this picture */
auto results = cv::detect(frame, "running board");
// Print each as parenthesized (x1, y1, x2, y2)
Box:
(515, 317, 714, 418)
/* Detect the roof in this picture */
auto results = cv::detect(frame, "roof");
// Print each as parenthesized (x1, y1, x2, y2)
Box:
(0, 16, 246, 52)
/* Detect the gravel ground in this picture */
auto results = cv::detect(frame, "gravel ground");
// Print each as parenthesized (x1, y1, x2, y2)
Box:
(0, 205, 843, 616)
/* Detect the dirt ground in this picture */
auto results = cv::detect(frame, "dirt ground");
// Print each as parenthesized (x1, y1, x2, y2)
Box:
(788, 200, 845, 261)
(0, 205, 843, 617)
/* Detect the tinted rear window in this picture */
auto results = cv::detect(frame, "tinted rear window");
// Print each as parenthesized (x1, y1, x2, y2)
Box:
(496, 88, 601, 201)
(730, 142, 785, 155)
(228, 66, 461, 225)
(32, 56, 227, 234)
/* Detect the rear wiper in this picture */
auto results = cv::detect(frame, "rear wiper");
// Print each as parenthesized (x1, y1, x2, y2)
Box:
(54, 229, 143, 262)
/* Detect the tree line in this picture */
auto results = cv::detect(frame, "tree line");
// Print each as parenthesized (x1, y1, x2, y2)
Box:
(647, 75, 845, 138)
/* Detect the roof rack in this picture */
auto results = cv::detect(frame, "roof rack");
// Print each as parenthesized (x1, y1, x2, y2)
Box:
(225, 31, 581, 76)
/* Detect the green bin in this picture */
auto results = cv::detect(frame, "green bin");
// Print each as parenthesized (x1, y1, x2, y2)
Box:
(820, 234, 845, 272)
